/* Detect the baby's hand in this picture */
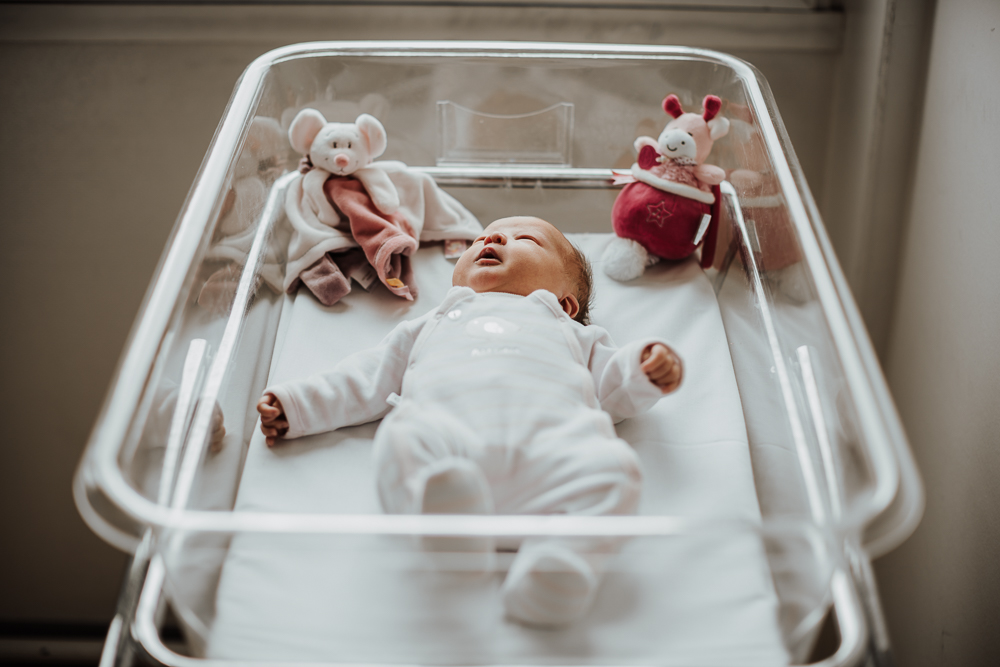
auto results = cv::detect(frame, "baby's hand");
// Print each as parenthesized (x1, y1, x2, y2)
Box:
(257, 393, 288, 447)
(641, 343, 683, 394)
(209, 401, 226, 453)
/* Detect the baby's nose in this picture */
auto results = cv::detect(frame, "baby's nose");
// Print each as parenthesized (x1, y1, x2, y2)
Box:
(487, 232, 507, 245)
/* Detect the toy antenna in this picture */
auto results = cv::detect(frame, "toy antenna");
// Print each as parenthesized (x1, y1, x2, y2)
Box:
(663, 94, 684, 118)
(702, 95, 722, 121)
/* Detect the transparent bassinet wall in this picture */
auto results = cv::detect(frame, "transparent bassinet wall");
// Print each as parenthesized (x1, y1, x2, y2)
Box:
(74, 43, 921, 666)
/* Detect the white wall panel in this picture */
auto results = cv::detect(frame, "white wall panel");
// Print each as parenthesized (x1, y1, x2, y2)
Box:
(875, 0, 1000, 664)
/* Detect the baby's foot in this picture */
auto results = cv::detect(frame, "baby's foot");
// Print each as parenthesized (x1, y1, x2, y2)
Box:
(420, 460, 495, 572)
(501, 543, 598, 628)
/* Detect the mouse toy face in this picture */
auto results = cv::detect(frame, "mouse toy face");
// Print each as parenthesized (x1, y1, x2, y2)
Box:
(287, 109, 388, 176)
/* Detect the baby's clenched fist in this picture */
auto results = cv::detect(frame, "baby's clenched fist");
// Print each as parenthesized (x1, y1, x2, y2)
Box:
(640, 343, 683, 394)
(257, 393, 289, 447)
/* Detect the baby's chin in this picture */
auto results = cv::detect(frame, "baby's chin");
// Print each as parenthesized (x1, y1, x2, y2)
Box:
(453, 264, 506, 293)
(453, 277, 499, 294)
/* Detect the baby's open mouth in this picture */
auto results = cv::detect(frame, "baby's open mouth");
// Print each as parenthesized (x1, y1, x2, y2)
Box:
(476, 246, 502, 265)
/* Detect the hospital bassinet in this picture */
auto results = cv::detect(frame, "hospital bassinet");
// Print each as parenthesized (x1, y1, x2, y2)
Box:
(74, 42, 923, 667)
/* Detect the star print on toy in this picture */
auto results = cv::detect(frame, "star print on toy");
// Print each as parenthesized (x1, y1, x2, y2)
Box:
(646, 199, 673, 227)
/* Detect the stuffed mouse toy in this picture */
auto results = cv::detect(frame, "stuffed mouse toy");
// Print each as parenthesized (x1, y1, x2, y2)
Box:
(284, 108, 418, 304)
(289, 109, 400, 216)
(283, 107, 484, 308)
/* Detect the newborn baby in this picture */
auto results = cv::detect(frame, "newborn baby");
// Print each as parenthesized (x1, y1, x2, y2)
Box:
(257, 216, 683, 627)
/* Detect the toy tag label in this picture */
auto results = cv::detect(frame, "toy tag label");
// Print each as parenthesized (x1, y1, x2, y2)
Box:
(443, 239, 468, 259)
(349, 263, 378, 291)
(694, 214, 712, 245)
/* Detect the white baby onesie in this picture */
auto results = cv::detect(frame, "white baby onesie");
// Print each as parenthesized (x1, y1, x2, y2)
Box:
(268, 286, 667, 510)
(266, 286, 671, 626)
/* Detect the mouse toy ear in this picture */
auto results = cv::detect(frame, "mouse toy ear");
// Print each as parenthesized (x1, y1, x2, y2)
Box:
(663, 94, 684, 119)
(288, 108, 327, 155)
(356, 114, 388, 159)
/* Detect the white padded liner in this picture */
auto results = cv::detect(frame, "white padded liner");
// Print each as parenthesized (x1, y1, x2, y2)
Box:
(204, 234, 788, 664)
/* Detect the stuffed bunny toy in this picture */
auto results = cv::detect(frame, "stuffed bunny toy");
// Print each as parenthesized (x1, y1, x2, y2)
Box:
(603, 94, 730, 281)
(288, 109, 400, 216)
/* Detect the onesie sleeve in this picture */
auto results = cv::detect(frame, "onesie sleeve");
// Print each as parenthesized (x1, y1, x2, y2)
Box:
(582, 326, 675, 424)
(265, 312, 431, 439)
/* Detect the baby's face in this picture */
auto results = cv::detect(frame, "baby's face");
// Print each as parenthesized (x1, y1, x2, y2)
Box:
(453, 216, 576, 306)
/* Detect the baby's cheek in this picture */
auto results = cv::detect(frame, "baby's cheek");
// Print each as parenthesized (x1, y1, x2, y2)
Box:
(452, 258, 470, 286)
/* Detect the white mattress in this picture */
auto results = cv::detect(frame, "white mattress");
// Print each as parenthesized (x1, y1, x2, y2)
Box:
(202, 234, 789, 664)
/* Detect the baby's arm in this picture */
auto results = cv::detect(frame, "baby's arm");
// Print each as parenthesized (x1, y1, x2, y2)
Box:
(693, 163, 726, 186)
(582, 326, 683, 422)
(258, 312, 429, 445)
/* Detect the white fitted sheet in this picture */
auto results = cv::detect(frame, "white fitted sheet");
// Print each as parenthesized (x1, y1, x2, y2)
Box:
(204, 234, 789, 664)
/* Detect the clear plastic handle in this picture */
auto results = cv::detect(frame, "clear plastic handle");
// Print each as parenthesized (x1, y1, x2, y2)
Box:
(436, 100, 574, 166)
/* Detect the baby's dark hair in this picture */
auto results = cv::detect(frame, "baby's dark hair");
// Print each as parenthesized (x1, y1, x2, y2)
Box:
(565, 242, 594, 325)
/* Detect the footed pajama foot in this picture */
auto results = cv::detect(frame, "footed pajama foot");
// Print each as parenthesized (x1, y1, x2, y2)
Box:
(420, 459, 495, 573)
(501, 543, 598, 628)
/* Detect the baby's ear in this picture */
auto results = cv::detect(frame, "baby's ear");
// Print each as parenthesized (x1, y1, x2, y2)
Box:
(559, 294, 580, 321)
(288, 108, 328, 154)
(355, 113, 388, 159)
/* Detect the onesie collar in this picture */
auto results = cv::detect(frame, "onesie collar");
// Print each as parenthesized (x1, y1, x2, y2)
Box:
(527, 289, 569, 319)
(437, 285, 477, 313)
(439, 286, 567, 320)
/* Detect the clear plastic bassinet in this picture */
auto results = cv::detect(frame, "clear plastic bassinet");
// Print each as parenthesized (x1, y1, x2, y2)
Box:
(73, 42, 922, 667)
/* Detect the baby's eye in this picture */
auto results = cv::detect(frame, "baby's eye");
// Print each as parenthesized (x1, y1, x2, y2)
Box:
(473, 236, 486, 243)
(515, 235, 540, 244)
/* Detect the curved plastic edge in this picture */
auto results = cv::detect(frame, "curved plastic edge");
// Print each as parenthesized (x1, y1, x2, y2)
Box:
(132, 534, 868, 667)
(73, 463, 141, 554)
(729, 62, 925, 555)
(807, 570, 869, 667)
(71, 40, 922, 557)
(71, 49, 276, 550)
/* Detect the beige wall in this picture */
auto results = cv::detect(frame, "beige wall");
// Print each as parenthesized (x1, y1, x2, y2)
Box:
(874, 0, 1000, 664)
(0, 42, 261, 622)
(821, 0, 936, 357)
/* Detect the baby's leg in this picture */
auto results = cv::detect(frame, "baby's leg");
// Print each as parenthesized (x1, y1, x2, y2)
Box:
(373, 401, 495, 560)
(495, 420, 641, 517)
(500, 423, 642, 627)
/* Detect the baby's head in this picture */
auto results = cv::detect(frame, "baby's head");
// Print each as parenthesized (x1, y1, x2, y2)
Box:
(453, 216, 593, 324)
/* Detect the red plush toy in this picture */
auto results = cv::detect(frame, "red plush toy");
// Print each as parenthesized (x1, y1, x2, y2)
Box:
(603, 94, 730, 281)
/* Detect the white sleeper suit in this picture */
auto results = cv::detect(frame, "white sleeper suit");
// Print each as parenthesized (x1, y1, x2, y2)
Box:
(266, 286, 671, 626)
